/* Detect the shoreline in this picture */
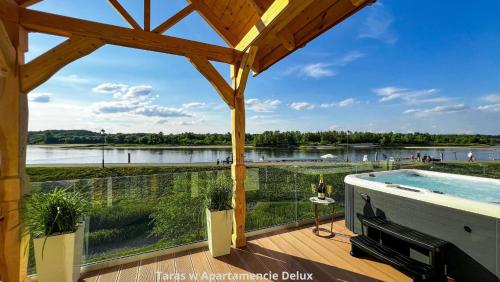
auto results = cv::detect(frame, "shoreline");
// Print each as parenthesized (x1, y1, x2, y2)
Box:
(28, 144, 499, 150)
(26, 160, 500, 168)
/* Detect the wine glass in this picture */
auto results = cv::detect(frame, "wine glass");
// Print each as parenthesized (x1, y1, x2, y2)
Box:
(327, 185, 333, 198)
(311, 184, 316, 195)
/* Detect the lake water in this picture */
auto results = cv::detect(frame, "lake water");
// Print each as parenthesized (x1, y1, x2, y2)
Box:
(26, 146, 500, 164)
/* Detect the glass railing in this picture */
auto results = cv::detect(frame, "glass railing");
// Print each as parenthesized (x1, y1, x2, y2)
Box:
(28, 160, 498, 273)
(28, 170, 232, 270)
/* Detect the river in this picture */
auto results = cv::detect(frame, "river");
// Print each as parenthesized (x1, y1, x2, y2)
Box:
(26, 145, 500, 164)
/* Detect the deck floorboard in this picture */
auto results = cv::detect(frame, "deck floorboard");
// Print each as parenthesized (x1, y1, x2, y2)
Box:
(80, 220, 411, 282)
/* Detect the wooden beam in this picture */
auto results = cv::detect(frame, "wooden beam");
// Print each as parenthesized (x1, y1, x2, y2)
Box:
(235, 0, 314, 51)
(0, 0, 19, 23)
(245, 0, 297, 52)
(234, 46, 258, 97)
(276, 29, 295, 51)
(20, 35, 104, 93)
(152, 5, 194, 34)
(108, 0, 142, 30)
(188, 56, 234, 108)
(144, 0, 151, 31)
(246, 0, 265, 15)
(188, 0, 239, 47)
(16, 0, 41, 7)
(18, 8, 239, 64)
(0, 19, 16, 76)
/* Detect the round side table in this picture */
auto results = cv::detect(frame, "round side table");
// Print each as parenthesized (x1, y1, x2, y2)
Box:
(309, 196, 336, 238)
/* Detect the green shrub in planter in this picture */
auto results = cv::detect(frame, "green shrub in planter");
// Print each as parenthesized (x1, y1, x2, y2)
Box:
(25, 188, 89, 238)
(25, 188, 89, 282)
(205, 178, 232, 212)
(205, 178, 233, 257)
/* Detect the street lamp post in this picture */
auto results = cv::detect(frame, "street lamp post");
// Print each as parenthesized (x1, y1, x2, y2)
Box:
(346, 130, 351, 162)
(101, 129, 106, 168)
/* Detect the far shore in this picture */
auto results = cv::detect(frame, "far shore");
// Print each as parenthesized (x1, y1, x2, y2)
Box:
(28, 144, 499, 150)
(26, 160, 500, 168)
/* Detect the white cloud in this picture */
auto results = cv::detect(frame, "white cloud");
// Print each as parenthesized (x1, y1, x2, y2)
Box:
(339, 98, 356, 107)
(290, 102, 315, 111)
(373, 86, 407, 102)
(92, 99, 190, 118)
(182, 102, 206, 109)
(117, 85, 153, 101)
(301, 63, 336, 78)
(91, 100, 139, 114)
(373, 86, 448, 104)
(157, 118, 205, 125)
(92, 83, 129, 94)
(90, 83, 193, 121)
(404, 104, 467, 117)
(134, 105, 191, 118)
(333, 51, 365, 66)
(477, 104, 500, 112)
(320, 103, 336, 108)
(92, 83, 155, 102)
(28, 92, 52, 103)
(480, 94, 500, 102)
(54, 74, 90, 84)
(249, 115, 276, 120)
(358, 3, 397, 44)
(320, 98, 358, 108)
(284, 51, 364, 79)
(245, 99, 281, 112)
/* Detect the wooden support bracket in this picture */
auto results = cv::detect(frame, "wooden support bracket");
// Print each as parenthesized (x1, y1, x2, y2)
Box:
(152, 5, 194, 34)
(108, 0, 142, 30)
(144, 0, 151, 31)
(20, 35, 104, 93)
(234, 46, 258, 97)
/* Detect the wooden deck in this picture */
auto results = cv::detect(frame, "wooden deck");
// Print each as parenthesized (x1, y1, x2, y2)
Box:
(79, 220, 410, 282)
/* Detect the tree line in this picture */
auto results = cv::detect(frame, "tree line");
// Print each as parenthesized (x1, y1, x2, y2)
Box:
(28, 130, 500, 147)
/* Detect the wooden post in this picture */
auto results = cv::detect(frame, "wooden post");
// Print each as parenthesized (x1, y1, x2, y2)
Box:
(0, 18, 29, 282)
(231, 94, 246, 247)
(230, 47, 257, 248)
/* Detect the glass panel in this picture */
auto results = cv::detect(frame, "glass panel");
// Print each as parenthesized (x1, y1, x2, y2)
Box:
(27, 170, 233, 273)
(245, 167, 298, 231)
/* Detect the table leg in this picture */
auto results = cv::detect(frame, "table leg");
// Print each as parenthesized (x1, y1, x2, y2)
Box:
(330, 203, 335, 233)
(314, 204, 319, 235)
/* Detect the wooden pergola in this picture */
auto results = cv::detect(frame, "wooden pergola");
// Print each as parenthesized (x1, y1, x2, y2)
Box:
(0, 0, 373, 280)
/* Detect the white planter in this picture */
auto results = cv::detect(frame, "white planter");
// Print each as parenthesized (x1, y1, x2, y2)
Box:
(33, 224, 84, 282)
(206, 208, 233, 257)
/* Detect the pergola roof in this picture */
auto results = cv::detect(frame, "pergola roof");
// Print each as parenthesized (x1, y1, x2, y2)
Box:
(189, 0, 374, 73)
(192, 0, 374, 73)
(9, 0, 374, 74)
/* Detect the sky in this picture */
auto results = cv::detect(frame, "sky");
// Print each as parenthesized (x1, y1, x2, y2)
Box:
(26, 0, 500, 134)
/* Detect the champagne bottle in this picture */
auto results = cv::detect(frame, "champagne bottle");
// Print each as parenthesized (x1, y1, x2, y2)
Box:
(317, 174, 325, 200)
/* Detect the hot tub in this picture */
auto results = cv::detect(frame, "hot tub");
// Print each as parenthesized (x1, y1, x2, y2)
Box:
(344, 169, 499, 281)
